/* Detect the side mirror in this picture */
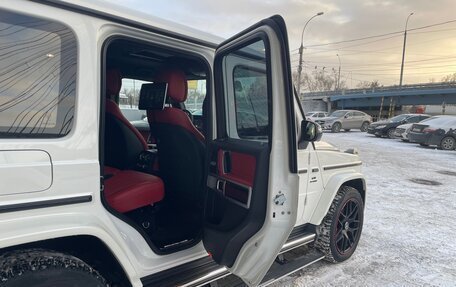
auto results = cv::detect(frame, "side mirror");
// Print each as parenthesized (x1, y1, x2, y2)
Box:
(299, 120, 322, 148)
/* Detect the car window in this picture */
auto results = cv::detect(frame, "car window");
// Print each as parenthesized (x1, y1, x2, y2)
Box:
(354, 111, 365, 117)
(233, 66, 268, 138)
(0, 10, 77, 138)
(120, 78, 150, 121)
(407, 116, 421, 123)
(184, 79, 206, 113)
(330, 110, 347, 117)
(223, 39, 269, 140)
(346, 112, 354, 118)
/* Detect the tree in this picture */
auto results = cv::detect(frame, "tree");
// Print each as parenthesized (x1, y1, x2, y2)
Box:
(356, 80, 382, 89)
(293, 69, 346, 93)
(441, 73, 456, 83)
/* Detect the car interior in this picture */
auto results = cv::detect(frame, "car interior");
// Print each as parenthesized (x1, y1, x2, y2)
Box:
(101, 38, 209, 254)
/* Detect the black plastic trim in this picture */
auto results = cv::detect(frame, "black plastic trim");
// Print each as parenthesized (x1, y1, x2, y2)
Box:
(323, 162, 363, 171)
(0, 196, 92, 214)
(29, 0, 218, 49)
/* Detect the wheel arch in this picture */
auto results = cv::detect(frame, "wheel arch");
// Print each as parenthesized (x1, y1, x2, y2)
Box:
(309, 172, 366, 225)
(0, 235, 132, 287)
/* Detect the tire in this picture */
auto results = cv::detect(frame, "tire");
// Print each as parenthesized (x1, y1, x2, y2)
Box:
(360, 122, 369, 132)
(315, 186, 364, 263)
(331, 122, 341, 133)
(440, 136, 455, 150)
(387, 128, 396, 139)
(0, 249, 107, 287)
(375, 134, 381, 138)
(344, 129, 351, 132)
(419, 143, 429, 147)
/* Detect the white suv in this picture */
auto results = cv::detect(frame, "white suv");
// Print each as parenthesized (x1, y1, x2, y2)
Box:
(0, 1, 366, 286)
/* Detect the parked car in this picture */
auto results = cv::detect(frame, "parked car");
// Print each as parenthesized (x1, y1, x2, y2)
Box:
(0, 2, 367, 287)
(368, 114, 430, 139)
(306, 111, 328, 121)
(315, 110, 372, 132)
(394, 116, 440, 142)
(408, 116, 456, 150)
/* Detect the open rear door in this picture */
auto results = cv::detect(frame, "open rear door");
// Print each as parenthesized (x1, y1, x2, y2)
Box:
(203, 15, 299, 286)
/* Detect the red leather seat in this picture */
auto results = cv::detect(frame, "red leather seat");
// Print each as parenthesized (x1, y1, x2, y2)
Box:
(103, 69, 165, 213)
(104, 168, 164, 213)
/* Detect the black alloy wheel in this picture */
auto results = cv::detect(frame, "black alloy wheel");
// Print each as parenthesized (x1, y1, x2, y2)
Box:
(315, 186, 364, 262)
(334, 199, 362, 255)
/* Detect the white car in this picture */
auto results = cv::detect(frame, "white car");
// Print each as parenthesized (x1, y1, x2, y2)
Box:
(394, 116, 441, 142)
(0, 1, 366, 286)
(306, 111, 328, 121)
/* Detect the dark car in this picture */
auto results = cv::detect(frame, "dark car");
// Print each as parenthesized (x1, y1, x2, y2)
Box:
(408, 116, 456, 150)
(367, 114, 430, 138)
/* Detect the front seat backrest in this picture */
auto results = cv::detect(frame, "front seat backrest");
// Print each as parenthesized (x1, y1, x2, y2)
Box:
(105, 69, 147, 170)
(146, 69, 205, 209)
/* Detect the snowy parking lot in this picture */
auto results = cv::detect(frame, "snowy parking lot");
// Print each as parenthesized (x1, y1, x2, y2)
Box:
(276, 131, 456, 286)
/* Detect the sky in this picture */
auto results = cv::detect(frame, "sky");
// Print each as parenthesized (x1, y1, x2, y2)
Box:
(105, 0, 456, 88)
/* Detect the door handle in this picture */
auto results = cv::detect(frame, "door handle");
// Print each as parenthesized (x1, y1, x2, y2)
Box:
(216, 179, 226, 193)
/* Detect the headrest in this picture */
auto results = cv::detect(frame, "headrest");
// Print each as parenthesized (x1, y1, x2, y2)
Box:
(155, 69, 187, 103)
(106, 69, 122, 98)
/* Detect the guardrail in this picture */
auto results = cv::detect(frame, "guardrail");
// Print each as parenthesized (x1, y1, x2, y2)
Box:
(302, 82, 456, 98)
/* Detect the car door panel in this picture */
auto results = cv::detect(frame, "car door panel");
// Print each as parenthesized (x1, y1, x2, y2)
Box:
(203, 15, 298, 286)
(205, 139, 269, 267)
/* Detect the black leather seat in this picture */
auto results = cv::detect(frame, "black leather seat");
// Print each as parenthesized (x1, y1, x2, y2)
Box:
(146, 68, 205, 209)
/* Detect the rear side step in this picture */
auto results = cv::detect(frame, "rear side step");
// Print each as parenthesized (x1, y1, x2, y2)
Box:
(142, 225, 317, 287)
(259, 250, 325, 286)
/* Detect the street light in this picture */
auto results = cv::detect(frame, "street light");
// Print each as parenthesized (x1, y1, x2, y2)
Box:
(399, 12, 414, 86)
(336, 53, 341, 90)
(297, 12, 324, 97)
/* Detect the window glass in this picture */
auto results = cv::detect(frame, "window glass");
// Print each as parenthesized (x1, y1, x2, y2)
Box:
(223, 39, 269, 140)
(184, 79, 206, 113)
(119, 78, 148, 122)
(0, 10, 77, 138)
(233, 66, 268, 138)
(407, 116, 421, 123)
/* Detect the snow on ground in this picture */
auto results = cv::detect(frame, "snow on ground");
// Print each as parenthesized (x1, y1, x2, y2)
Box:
(275, 131, 456, 287)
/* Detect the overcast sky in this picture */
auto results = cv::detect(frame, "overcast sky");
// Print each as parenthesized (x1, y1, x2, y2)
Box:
(106, 0, 456, 88)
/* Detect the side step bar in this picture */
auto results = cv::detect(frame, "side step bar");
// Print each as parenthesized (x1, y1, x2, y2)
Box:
(141, 226, 316, 287)
(259, 250, 325, 286)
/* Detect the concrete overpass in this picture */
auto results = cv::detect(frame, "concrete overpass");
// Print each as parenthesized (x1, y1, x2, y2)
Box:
(301, 82, 456, 116)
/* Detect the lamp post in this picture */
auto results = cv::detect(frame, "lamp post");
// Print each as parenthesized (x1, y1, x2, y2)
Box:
(336, 53, 341, 90)
(297, 12, 324, 98)
(399, 12, 414, 86)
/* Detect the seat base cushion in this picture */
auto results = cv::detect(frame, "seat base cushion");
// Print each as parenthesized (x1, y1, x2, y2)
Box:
(104, 169, 164, 213)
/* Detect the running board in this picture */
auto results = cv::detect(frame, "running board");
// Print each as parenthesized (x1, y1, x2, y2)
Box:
(259, 250, 325, 286)
(141, 226, 316, 287)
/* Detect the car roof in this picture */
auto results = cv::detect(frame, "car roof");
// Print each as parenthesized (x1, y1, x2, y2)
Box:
(56, 0, 224, 47)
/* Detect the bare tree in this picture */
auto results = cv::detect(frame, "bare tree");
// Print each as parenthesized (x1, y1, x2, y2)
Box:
(293, 69, 346, 93)
(441, 73, 456, 83)
(356, 80, 382, 89)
